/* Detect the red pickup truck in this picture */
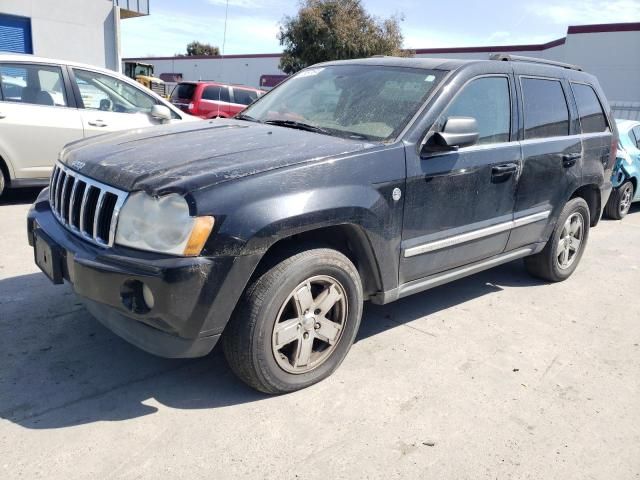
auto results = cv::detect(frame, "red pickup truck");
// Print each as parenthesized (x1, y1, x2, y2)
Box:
(170, 81, 265, 119)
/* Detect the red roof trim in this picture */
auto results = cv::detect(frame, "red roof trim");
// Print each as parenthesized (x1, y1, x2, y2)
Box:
(567, 22, 640, 34)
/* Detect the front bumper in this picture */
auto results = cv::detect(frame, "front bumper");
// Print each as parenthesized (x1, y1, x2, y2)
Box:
(27, 189, 261, 358)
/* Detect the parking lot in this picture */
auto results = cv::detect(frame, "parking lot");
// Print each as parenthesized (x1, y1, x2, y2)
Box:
(0, 188, 639, 479)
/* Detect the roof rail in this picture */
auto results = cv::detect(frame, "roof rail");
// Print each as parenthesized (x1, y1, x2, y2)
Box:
(490, 54, 582, 71)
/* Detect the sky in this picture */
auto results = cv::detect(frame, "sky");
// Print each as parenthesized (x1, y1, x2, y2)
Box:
(121, 0, 640, 58)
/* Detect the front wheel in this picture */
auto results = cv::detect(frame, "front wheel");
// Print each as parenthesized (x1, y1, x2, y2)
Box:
(223, 248, 363, 394)
(605, 181, 634, 220)
(525, 197, 590, 282)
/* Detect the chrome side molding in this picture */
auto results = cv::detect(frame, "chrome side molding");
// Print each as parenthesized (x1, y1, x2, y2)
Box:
(404, 210, 551, 258)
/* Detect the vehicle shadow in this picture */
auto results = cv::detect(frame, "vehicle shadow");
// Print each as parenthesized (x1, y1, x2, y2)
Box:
(0, 187, 43, 206)
(356, 259, 541, 341)
(0, 260, 545, 430)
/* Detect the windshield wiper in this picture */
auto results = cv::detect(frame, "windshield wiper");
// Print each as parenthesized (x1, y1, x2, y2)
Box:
(264, 119, 330, 135)
(235, 113, 260, 122)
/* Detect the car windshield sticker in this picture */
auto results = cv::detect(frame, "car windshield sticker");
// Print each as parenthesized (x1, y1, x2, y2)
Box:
(425, 75, 436, 82)
(296, 68, 324, 78)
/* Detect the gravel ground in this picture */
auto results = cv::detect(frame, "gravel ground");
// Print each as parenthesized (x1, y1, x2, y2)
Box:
(1, 188, 639, 479)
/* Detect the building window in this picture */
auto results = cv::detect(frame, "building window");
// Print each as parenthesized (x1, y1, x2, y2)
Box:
(0, 14, 33, 54)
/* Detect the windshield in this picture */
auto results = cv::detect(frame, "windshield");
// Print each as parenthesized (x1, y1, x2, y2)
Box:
(242, 65, 444, 141)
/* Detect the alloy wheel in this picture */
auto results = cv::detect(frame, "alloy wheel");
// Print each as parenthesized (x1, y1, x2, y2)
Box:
(620, 184, 634, 215)
(271, 275, 348, 374)
(556, 212, 584, 270)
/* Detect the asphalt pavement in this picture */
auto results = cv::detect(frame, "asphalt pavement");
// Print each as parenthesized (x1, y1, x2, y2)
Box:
(1, 188, 639, 479)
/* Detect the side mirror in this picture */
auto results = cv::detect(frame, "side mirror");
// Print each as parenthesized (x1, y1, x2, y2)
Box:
(150, 104, 172, 122)
(432, 116, 479, 149)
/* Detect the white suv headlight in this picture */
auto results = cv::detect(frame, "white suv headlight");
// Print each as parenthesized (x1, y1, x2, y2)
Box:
(115, 192, 214, 256)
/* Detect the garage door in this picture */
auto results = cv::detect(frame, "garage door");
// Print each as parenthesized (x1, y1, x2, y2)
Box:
(0, 14, 33, 54)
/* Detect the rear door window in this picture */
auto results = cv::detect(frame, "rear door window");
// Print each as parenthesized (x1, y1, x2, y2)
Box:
(202, 85, 230, 103)
(233, 88, 258, 106)
(171, 83, 196, 100)
(0, 63, 68, 107)
(521, 77, 569, 139)
(571, 83, 609, 134)
(442, 76, 511, 145)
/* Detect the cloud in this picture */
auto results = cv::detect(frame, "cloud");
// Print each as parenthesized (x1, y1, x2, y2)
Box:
(525, 0, 640, 25)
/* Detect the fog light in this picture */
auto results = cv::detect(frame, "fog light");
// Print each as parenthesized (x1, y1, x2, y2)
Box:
(120, 280, 153, 314)
(142, 283, 155, 310)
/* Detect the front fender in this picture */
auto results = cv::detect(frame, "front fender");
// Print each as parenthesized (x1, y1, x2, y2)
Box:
(193, 145, 407, 294)
(611, 157, 640, 189)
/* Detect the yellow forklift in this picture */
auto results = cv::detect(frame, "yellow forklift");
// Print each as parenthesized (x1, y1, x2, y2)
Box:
(123, 61, 166, 97)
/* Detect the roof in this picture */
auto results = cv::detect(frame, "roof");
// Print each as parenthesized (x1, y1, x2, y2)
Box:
(315, 56, 475, 71)
(313, 56, 595, 77)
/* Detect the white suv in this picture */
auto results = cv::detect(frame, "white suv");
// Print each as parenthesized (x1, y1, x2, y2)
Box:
(0, 54, 199, 197)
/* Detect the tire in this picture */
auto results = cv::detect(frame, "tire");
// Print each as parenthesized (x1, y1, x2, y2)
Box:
(223, 248, 363, 394)
(605, 181, 634, 220)
(525, 197, 590, 282)
(0, 170, 5, 198)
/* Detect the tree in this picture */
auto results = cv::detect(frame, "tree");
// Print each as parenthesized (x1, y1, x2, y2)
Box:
(278, 0, 411, 74)
(185, 41, 220, 56)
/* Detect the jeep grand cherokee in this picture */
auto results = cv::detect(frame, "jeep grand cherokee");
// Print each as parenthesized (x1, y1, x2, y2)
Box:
(28, 55, 617, 393)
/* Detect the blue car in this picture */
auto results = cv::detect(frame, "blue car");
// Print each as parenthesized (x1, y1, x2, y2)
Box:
(606, 119, 640, 219)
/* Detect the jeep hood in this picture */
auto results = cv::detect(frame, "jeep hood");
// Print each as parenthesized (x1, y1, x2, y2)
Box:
(60, 119, 374, 195)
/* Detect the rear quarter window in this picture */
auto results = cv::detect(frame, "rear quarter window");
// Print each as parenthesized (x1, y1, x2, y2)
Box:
(521, 77, 570, 139)
(571, 83, 609, 134)
(233, 88, 258, 105)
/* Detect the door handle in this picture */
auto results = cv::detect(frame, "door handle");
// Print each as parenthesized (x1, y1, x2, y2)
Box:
(491, 163, 519, 183)
(88, 120, 107, 127)
(491, 163, 518, 175)
(562, 153, 581, 168)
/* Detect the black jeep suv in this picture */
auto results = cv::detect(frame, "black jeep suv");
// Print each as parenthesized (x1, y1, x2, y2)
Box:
(28, 55, 617, 393)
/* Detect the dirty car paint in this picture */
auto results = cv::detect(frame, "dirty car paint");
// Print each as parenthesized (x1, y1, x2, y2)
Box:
(59, 119, 374, 196)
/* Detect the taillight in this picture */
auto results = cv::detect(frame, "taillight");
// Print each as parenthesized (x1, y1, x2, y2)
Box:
(188, 102, 195, 113)
(608, 138, 618, 168)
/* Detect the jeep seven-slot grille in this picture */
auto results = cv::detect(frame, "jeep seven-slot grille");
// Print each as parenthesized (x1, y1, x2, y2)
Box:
(49, 163, 128, 247)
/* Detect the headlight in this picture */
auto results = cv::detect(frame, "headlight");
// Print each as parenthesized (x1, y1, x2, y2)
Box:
(115, 192, 214, 256)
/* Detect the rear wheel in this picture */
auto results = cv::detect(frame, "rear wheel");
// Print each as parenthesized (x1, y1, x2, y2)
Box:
(525, 197, 590, 282)
(223, 248, 363, 394)
(605, 181, 634, 220)
(0, 170, 5, 197)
